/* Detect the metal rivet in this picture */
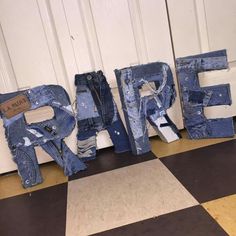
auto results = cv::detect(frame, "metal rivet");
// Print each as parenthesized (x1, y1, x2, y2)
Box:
(219, 93, 222, 97)
(25, 180, 30, 184)
(87, 75, 92, 80)
(125, 78, 130, 84)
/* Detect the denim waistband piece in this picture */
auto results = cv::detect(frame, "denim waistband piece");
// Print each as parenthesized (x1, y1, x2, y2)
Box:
(0, 85, 86, 188)
(74, 70, 104, 86)
(115, 62, 181, 155)
(75, 71, 131, 161)
(176, 49, 235, 139)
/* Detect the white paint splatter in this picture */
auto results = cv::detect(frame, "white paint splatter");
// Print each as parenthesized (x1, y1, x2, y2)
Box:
(27, 128, 43, 138)
(43, 139, 48, 143)
(23, 137, 32, 146)
(63, 105, 73, 113)
(52, 101, 61, 105)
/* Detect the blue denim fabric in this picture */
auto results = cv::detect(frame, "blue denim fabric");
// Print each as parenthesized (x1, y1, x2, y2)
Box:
(75, 71, 131, 161)
(0, 85, 86, 188)
(115, 62, 181, 155)
(176, 49, 234, 139)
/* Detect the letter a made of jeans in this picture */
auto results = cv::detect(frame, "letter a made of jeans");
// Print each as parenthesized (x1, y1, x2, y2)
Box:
(115, 62, 181, 155)
(176, 49, 234, 139)
(0, 85, 86, 188)
(75, 71, 131, 161)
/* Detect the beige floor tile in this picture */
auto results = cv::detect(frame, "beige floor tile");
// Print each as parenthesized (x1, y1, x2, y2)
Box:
(66, 159, 198, 236)
(203, 194, 236, 236)
(151, 130, 236, 158)
(0, 162, 68, 200)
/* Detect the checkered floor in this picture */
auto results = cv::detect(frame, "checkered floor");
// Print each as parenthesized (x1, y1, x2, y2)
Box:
(0, 132, 236, 236)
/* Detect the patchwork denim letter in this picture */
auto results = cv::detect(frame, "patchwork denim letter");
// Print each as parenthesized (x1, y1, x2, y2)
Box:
(75, 71, 131, 161)
(0, 85, 86, 188)
(176, 49, 234, 139)
(115, 62, 180, 155)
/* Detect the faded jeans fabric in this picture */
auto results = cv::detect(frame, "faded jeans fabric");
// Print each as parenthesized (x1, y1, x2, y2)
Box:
(176, 49, 235, 139)
(0, 85, 86, 188)
(75, 71, 131, 161)
(115, 62, 181, 155)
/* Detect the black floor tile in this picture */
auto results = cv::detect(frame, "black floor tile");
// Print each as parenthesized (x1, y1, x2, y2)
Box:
(161, 139, 236, 203)
(0, 183, 67, 236)
(69, 147, 156, 181)
(92, 205, 227, 236)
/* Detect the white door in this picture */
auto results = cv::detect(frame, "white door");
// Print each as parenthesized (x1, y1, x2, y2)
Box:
(0, 0, 67, 173)
(0, 0, 181, 173)
(167, 0, 236, 119)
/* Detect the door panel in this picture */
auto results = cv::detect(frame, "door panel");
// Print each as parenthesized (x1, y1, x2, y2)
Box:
(204, 0, 236, 62)
(90, 0, 139, 86)
(166, 0, 201, 57)
(0, 0, 58, 88)
(167, 0, 236, 119)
